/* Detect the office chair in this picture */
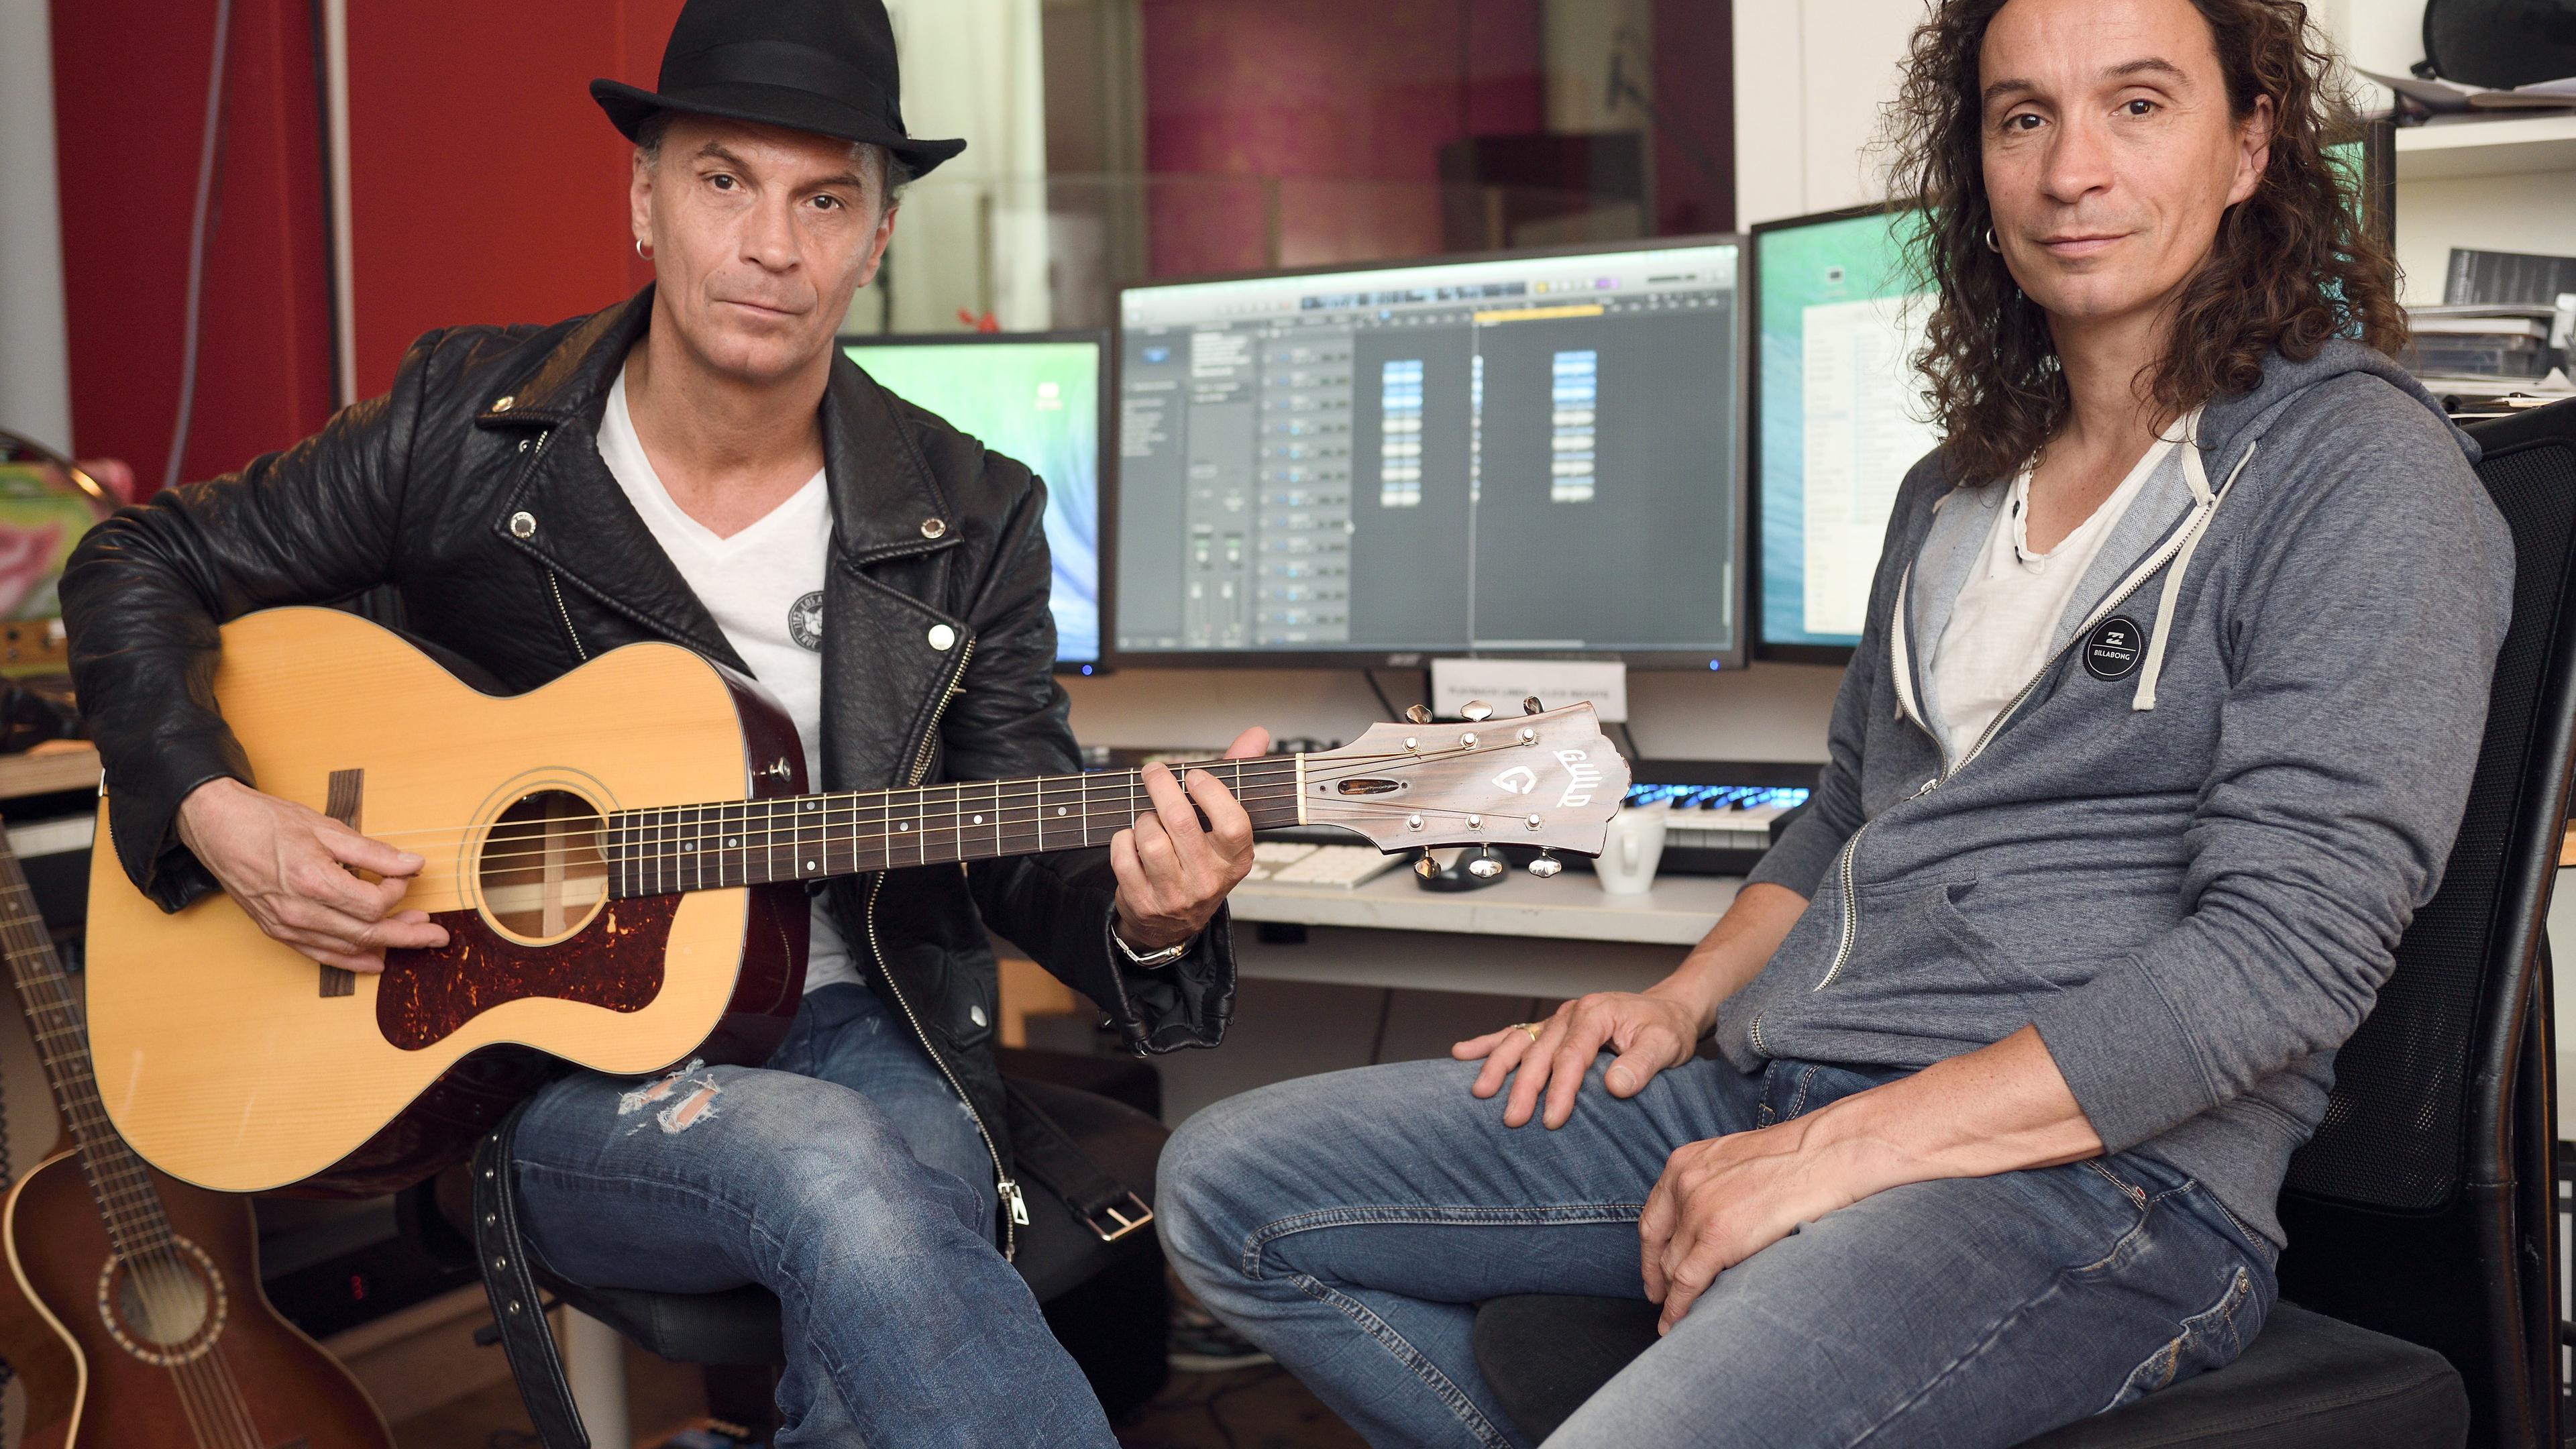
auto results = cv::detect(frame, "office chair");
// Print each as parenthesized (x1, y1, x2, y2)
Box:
(1471, 396, 2576, 1449)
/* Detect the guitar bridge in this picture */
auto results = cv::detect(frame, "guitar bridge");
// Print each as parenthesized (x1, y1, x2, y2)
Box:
(319, 769, 362, 998)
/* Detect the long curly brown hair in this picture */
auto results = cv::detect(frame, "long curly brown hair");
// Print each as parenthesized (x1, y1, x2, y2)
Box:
(1884, 0, 2406, 484)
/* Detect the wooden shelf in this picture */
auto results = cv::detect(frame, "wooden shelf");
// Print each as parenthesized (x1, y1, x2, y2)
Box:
(2395, 114, 2576, 182)
(0, 743, 98, 803)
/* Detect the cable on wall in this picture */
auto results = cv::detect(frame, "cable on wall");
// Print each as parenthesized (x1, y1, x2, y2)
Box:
(162, 0, 237, 494)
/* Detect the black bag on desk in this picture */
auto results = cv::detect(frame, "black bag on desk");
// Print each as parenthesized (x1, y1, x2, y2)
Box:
(2423, 0, 2576, 89)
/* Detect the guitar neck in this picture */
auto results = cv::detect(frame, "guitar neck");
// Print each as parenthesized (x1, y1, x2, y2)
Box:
(0, 837, 177, 1256)
(606, 755, 1311, 898)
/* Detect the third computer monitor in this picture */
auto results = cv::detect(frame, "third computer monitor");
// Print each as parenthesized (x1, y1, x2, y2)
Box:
(1112, 238, 1747, 667)
(1752, 204, 1939, 661)
(840, 331, 1106, 670)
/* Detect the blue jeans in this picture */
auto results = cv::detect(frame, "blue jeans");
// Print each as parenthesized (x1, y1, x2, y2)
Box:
(1159, 1055, 2276, 1449)
(512, 983, 1119, 1448)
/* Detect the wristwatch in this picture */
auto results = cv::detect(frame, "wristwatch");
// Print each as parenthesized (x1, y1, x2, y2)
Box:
(1110, 916, 1195, 968)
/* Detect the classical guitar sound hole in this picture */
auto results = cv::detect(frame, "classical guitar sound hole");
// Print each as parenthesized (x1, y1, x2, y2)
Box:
(478, 789, 609, 942)
(97, 1236, 226, 1366)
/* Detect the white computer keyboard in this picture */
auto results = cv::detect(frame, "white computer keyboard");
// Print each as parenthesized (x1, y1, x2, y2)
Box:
(1241, 841, 1404, 888)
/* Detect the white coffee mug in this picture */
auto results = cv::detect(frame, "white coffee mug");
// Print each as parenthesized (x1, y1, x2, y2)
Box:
(1595, 802, 1669, 896)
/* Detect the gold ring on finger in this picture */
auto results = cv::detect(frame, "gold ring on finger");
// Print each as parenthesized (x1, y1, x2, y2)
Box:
(1515, 1022, 1544, 1044)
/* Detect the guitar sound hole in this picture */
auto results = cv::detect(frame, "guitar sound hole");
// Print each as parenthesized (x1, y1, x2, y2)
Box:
(478, 789, 609, 943)
(96, 1236, 227, 1366)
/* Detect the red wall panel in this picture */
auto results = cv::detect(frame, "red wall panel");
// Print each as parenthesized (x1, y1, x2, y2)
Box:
(51, 0, 334, 488)
(344, 0, 678, 396)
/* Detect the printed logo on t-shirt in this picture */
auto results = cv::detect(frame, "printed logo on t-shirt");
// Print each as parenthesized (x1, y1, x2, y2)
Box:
(788, 590, 824, 651)
(2082, 615, 2144, 682)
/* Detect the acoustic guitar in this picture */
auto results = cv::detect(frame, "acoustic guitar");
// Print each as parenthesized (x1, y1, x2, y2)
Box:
(0, 821, 395, 1448)
(82, 607, 1629, 1196)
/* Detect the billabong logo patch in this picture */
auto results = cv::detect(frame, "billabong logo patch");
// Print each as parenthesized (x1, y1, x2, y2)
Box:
(2083, 616, 2143, 682)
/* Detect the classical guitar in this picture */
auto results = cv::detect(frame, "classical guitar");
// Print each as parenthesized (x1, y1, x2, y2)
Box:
(0, 820, 395, 1448)
(83, 607, 1629, 1195)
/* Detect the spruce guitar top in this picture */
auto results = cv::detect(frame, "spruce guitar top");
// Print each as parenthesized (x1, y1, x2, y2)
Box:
(83, 608, 1628, 1195)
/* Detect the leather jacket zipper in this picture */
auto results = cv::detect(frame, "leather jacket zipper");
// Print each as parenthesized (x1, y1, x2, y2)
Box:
(515, 427, 589, 663)
(1806, 484, 2221, 995)
(857, 637, 1031, 1256)
(547, 571, 588, 662)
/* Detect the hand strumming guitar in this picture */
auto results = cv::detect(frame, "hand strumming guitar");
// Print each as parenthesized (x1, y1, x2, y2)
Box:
(1106, 726, 1268, 955)
(175, 776, 451, 973)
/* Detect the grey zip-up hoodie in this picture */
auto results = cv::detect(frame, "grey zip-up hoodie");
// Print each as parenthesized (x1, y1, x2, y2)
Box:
(1727, 341, 2514, 1247)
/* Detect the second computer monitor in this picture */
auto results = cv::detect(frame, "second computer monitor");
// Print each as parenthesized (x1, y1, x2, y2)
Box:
(839, 331, 1107, 669)
(1113, 239, 1747, 667)
(1752, 205, 1939, 661)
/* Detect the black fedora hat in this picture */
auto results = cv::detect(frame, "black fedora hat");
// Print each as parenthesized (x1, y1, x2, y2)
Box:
(591, 0, 966, 178)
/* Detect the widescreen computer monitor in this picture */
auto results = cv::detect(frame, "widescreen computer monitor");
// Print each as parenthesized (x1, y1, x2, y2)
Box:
(839, 331, 1108, 670)
(1111, 237, 1747, 667)
(1752, 204, 1937, 661)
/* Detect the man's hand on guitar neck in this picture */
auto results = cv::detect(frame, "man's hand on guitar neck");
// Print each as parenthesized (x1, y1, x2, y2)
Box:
(1108, 727, 1267, 956)
(176, 777, 451, 973)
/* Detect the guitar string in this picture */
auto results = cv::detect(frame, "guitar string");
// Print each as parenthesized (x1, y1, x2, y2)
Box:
(388, 741, 1570, 873)
(404, 795, 1534, 894)
(407, 780, 1505, 879)
(0, 882, 260, 1448)
(331, 739, 1540, 846)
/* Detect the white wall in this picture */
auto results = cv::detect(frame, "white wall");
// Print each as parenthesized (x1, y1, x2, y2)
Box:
(1732, 0, 2429, 228)
(0, 0, 73, 453)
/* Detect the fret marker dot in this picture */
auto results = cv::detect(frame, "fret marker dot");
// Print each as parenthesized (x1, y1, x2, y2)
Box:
(972, 814, 984, 825)
(1057, 807, 1068, 816)
(806, 861, 818, 871)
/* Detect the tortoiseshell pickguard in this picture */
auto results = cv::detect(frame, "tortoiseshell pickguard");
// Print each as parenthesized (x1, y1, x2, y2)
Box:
(376, 897, 677, 1051)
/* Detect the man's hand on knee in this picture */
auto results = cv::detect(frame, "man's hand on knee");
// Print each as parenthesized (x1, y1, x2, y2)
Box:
(1454, 989, 1701, 1130)
(1637, 1118, 1867, 1334)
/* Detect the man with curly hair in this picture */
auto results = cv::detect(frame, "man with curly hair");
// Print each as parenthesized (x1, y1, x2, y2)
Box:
(1155, 0, 2510, 1444)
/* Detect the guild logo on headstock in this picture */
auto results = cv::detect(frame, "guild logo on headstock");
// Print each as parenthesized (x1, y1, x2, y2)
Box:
(1491, 765, 1539, 796)
(1555, 749, 1603, 808)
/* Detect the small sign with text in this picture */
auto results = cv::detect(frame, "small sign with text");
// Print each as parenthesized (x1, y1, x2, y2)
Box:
(1430, 658, 1628, 722)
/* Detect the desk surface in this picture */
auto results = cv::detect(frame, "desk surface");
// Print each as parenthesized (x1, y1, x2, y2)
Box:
(1228, 867, 1739, 947)
(0, 743, 98, 803)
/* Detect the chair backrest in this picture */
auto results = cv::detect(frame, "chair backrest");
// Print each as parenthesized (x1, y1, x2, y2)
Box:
(2277, 396, 2576, 1449)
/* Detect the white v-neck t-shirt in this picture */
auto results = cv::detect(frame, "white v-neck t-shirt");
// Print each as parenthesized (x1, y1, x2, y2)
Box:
(594, 372, 858, 994)
(1928, 431, 2179, 757)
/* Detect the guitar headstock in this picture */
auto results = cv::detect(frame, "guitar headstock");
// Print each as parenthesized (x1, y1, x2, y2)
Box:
(1295, 700, 1629, 861)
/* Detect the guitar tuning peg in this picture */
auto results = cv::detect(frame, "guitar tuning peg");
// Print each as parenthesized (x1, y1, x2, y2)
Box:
(1527, 850, 1563, 879)
(1414, 850, 1439, 879)
(1466, 851, 1504, 879)
(1460, 700, 1494, 722)
(1522, 696, 1544, 716)
(1405, 704, 1434, 725)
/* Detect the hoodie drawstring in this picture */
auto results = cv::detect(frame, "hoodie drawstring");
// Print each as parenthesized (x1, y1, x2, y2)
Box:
(2133, 435, 2259, 710)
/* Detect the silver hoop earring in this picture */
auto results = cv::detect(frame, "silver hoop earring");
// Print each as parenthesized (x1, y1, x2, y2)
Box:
(1983, 226, 1999, 252)
(635, 238, 651, 260)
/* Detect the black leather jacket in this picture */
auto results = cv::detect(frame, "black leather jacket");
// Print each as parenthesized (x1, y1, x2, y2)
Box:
(62, 288, 1236, 1205)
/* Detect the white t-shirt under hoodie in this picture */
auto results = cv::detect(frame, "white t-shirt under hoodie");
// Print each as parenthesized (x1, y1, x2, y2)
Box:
(1928, 427, 2184, 758)
(594, 371, 859, 994)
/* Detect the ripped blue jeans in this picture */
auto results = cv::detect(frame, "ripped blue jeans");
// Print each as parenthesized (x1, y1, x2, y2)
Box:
(512, 981, 1119, 1448)
(1159, 1057, 2277, 1449)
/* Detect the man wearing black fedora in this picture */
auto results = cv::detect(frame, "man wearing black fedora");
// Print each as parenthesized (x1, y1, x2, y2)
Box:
(62, 0, 1258, 1443)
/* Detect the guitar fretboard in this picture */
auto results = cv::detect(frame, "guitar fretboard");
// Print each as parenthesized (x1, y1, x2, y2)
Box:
(604, 757, 1309, 898)
(0, 838, 178, 1259)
